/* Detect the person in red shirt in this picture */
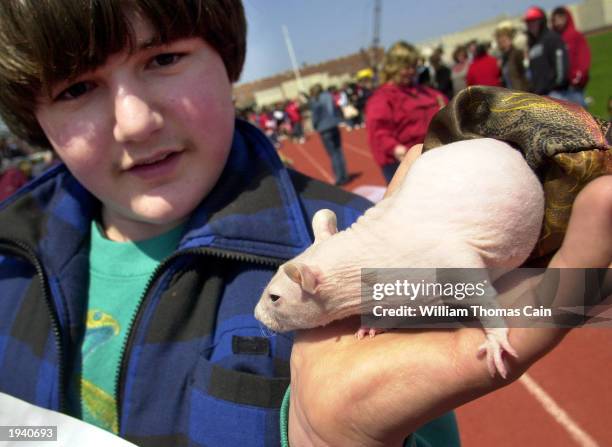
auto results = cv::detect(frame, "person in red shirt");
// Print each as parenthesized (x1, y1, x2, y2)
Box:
(257, 107, 280, 148)
(284, 99, 305, 144)
(466, 42, 502, 87)
(0, 164, 28, 201)
(551, 6, 591, 107)
(366, 41, 447, 183)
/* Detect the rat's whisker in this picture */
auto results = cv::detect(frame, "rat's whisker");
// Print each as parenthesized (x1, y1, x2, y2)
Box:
(258, 323, 277, 337)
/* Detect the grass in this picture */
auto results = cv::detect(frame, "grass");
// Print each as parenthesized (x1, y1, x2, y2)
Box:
(585, 30, 612, 120)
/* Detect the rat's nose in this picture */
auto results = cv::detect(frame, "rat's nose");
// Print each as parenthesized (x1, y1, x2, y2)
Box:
(270, 294, 280, 302)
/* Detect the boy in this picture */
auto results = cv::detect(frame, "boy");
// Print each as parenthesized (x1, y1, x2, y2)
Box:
(0, 1, 460, 445)
(0, 2, 610, 447)
(0, 0, 357, 444)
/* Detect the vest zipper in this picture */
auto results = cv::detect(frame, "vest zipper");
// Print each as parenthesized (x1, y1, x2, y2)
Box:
(0, 239, 65, 411)
(114, 246, 283, 434)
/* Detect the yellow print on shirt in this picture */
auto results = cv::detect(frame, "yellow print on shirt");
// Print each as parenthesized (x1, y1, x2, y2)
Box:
(81, 378, 119, 434)
(82, 310, 121, 433)
(82, 310, 120, 357)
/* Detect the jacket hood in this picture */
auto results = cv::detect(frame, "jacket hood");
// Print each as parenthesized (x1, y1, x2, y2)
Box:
(553, 6, 576, 33)
(0, 120, 314, 277)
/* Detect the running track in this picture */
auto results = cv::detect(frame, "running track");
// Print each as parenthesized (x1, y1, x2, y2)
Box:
(278, 126, 612, 447)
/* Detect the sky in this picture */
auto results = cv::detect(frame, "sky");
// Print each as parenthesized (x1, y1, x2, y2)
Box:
(240, 0, 566, 83)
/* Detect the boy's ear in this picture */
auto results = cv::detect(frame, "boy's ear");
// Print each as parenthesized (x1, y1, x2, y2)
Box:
(283, 262, 320, 295)
(312, 209, 338, 244)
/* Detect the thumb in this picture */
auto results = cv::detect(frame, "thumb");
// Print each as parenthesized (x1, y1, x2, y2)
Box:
(385, 144, 423, 198)
(552, 176, 612, 269)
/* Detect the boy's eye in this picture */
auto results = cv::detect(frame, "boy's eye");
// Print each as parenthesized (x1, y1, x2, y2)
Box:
(55, 81, 96, 101)
(149, 53, 183, 68)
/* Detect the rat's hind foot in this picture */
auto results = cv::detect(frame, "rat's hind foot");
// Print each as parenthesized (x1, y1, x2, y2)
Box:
(355, 327, 385, 339)
(477, 328, 518, 379)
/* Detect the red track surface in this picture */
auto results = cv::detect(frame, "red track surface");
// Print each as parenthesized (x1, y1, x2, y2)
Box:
(278, 126, 612, 447)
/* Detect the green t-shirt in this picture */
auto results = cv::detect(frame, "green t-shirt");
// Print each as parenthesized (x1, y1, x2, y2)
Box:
(76, 223, 460, 444)
(75, 221, 183, 433)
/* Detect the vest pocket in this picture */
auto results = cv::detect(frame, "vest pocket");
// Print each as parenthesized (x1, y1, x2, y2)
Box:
(189, 355, 289, 446)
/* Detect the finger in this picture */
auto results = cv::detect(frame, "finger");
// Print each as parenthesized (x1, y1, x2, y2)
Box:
(355, 328, 367, 339)
(487, 349, 496, 378)
(553, 175, 612, 268)
(501, 339, 519, 359)
(494, 349, 507, 379)
(384, 144, 423, 198)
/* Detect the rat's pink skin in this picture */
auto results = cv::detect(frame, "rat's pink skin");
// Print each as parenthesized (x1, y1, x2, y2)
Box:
(254, 138, 544, 378)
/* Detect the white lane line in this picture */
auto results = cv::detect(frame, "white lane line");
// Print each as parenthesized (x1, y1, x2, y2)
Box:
(295, 144, 334, 183)
(343, 141, 373, 159)
(519, 373, 600, 447)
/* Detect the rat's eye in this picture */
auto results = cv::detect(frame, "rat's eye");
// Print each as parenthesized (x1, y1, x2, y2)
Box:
(269, 294, 280, 302)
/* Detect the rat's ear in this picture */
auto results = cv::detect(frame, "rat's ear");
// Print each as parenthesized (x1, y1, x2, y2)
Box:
(283, 262, 320, 295)
(312, 209, 338, 244)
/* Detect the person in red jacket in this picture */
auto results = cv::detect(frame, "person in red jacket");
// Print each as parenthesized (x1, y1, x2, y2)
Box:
(366, 41, 447, 183)
(0, 164, 28, 201)
(551, 6, 591, 107)
(466, 42, 502, 87)
(285, 99, 305, 144)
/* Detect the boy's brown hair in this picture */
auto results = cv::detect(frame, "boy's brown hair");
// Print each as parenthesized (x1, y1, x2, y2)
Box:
(0, 0, 247, 147)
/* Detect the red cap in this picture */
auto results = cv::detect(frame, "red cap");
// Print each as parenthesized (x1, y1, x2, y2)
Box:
(524, 6, 545, 21)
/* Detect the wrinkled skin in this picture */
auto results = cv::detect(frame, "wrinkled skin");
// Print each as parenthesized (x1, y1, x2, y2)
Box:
(256, 138, 544, 378)
(286, 146, 612, 446)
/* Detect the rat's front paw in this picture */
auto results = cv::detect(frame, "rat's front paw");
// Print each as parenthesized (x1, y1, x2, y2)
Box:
(477, 328, 519, 379)
(355, 327, 386, 339)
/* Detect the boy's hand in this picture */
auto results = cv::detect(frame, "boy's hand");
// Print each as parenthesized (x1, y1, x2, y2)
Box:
(288, 148, 612, 445)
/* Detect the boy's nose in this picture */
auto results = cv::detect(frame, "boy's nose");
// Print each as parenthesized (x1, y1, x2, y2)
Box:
(113, 92, 163, 143)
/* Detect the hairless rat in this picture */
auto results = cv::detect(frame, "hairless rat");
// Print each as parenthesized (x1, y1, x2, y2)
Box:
(255, 138, 545, 378)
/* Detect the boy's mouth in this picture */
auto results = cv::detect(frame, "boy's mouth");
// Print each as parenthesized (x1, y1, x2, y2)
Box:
(126, 150, 183, 179)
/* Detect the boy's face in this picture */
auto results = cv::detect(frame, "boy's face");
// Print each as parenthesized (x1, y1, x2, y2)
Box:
(35, 12, 235, 241)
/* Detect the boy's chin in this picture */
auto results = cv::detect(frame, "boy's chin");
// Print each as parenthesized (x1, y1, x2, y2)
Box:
(131, 192, 201, 220)
(102, 200, 194, 241)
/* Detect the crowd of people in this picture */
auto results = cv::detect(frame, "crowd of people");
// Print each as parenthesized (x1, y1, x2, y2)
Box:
(233, 5, 595, 189)
(239, 77, 374, 147)
(420, 6, 591, 104)
(0, 5, 599, 199)
(0, 133, 55, 201)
